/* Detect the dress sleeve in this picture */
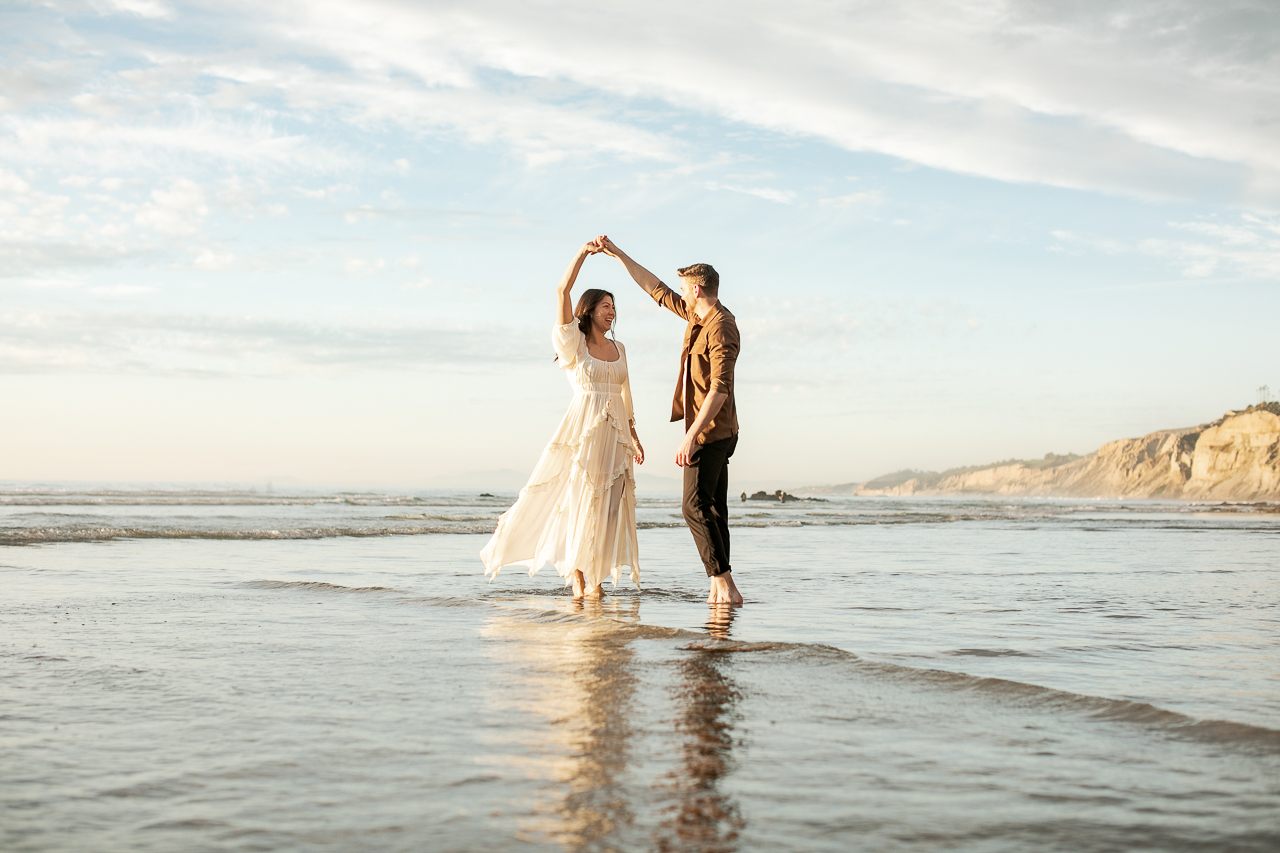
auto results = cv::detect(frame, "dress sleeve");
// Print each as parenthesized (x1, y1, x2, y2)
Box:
(619, 342, 636, 427)
(553, 321, 586, 369)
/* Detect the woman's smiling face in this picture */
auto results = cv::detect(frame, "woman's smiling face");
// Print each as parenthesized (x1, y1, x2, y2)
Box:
(593, 296, 616, 332)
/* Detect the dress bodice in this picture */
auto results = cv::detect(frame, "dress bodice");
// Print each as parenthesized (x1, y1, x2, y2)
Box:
(573, 350, 627, 390)
(553, 322, 636, 423)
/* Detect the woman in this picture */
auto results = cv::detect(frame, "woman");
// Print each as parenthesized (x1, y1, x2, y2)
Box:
(481, 242, 645, 598)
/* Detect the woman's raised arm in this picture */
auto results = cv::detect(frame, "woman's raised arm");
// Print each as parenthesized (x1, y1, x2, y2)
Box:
(557, 242, 597, 325)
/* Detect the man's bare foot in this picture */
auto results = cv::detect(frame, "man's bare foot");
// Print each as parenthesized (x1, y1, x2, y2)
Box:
(571, 570, 586, 600)
(707, 571, 744, 605)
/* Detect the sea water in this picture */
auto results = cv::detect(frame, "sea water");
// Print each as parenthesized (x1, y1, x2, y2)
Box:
(2, 489, 1278, 851)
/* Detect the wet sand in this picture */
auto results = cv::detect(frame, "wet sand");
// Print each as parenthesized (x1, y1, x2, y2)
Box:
(3, 530, 1278, 851)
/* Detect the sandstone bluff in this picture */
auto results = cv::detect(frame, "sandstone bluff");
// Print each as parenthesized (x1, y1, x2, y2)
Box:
(810, 405, 1280, 501)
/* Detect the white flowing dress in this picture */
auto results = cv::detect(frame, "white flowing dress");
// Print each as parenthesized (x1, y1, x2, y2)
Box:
(480, 322, 641, 589)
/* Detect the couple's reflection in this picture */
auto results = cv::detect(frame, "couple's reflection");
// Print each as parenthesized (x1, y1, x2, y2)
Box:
(482, 599, 744, 852)
(654, 620, 746, 853)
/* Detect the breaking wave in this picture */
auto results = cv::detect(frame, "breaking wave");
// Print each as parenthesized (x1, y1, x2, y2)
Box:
(0, 523, 499, 546)
(4, 489, 1276, 546)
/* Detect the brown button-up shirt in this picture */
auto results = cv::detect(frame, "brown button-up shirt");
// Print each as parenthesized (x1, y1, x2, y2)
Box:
(650, 282, 740, 445)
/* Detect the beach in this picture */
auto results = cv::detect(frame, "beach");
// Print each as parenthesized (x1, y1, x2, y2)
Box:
(3, 491, 1278, 851)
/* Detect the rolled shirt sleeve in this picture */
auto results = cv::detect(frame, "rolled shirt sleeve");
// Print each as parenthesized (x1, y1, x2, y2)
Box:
(707, 318, 739, 396)
(649, 281, 691, 321)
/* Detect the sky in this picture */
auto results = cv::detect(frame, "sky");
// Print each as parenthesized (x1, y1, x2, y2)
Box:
(2, 0, 1278, 490)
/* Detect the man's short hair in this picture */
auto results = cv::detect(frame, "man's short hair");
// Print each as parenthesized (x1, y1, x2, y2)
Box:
(677, 263, 719, 296)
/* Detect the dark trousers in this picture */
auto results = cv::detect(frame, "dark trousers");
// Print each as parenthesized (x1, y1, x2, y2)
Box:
(682, 433, 738, 577)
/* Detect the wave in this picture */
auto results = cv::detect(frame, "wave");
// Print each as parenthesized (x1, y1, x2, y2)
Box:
(0, 516, 935, 545)
(0, 524, 498, 545)
(670, 635, 1280, 752)
(242, 580, 404, 594)
(236, 579, 1280, 752)
(7, 513, 1275, 546)
(0, 489, 510, 507)
(243, 580, 487, 608)
(386, 514, 501, 522)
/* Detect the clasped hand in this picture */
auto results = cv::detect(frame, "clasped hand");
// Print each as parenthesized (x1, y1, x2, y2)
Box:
(585, 235, 618, 257)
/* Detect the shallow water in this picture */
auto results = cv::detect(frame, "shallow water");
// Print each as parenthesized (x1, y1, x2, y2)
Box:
(2, 492, 1278, 850)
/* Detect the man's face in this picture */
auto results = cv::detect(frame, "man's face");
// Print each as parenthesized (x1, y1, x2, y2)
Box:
(678, 275, 699, 310)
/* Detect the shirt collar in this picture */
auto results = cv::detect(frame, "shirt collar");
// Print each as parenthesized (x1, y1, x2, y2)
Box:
(693, 301, 721, 325)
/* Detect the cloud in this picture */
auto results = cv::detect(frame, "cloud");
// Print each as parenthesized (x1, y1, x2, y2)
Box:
(0, 167, 143, 276)
(93, 0, 175, 20)
(0, 59, 85, 112)
(738, 294, 980, 367)
(0, 169, 71, 240)
(1140, 225, 1280, 279)
(1168, 220, 1264, 246)
(0, 111, 350, 176)
(91, 284, 155, 295)
(133, 178, 210, 237)
(235, 0, 1280, 204)
(342, 256, 384, 276)
(704, 182, 795, 205)
(7, 0, 1275, 207)
(0, 309, 545, 376)
(1049, 230, 1126, 255)
(293, 183, 355, 200)
(0, 237, 142, 278)
(192, 246, 234, 269)
(819, 190, 884, 209)
(1052, 214, 1280, 278)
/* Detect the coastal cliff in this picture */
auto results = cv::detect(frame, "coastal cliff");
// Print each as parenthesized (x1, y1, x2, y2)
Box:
(812, 405, 1280, 501)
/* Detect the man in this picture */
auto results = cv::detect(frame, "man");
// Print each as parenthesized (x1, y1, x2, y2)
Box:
(595, 236, 744, 605)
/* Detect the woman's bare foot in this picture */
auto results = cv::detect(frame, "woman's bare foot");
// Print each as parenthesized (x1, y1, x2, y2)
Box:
(571, 570, 607, 600)
(707, 571, 744, 605)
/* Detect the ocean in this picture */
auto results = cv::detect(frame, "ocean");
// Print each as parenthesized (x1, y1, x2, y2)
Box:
(2, 488, 1278, 851)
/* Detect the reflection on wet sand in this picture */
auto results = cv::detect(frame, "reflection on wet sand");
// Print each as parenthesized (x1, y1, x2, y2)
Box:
(654, 641, 746, 853)
(480, 599, 745, 852)
(704, 604, 738, 639)
(481, 599, 640, 849)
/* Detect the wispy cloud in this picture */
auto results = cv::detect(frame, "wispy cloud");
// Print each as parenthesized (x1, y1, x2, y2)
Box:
(1050, 214, 1280, 278)
(235, 0, 1279, 203)
(704, 182, 795, 205)
(0, 309, 544, 376)
(818, 190, 884, 209)
(1048, 230, 1126, 255)
(6, 0, 1275, 204)
(134, 178, 209, 237)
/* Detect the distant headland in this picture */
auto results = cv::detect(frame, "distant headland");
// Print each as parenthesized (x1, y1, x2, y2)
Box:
(801, 404, 1280, 501)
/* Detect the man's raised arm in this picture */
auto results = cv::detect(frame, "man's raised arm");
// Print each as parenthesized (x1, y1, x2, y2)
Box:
(595, 236, 662, 296)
